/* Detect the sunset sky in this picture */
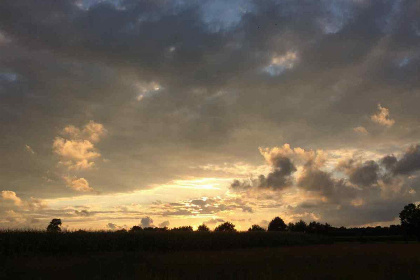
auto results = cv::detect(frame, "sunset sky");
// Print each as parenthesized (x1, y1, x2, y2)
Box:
(1, 0, 420, 231)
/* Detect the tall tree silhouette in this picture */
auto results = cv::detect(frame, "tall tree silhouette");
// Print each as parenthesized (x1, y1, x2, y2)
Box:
(400, 203, 420, 239)
(268, 217, 287, 231)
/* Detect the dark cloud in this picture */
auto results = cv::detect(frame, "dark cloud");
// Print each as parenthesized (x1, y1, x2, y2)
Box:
(140, 216, 154, 227)
(348, 160, 379, 187)
(381, 155, 398, 171)
(393, 145, 420, 175)
(107, 223, 117, 230)
(231, 156, 296, 190)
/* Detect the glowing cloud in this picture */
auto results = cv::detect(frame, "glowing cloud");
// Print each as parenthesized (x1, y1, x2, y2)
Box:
(64, 176, 94, 192)
(264, 52, 298, 76)
(371, 104, 395, 127)
(53, 121, 105, 170)
(1, 190, 23, 206)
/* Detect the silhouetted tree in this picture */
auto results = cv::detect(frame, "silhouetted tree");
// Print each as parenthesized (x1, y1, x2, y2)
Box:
(214, 222, 237, 232)
(47, 219, 62, 232)
(293, 220, 307, 232)
(129, 226, 143, 232)
(268, 217, 287, 231)
(248, 224, 265, 232)
(197, 224, 210, 232)
(399, 203, 420, 239)
(171, 226, 193, 232)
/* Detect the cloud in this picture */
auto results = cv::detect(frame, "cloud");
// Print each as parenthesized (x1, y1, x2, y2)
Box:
(24, 145, 35, 154)
(53, 121, 105, 170)
(371, 104, 395, 127)
(0, 0, 420, 228)
(1, 190, 23, 206)
(140, 216, 154, 227)
(1, 190, 46, 210)
(62, 120, 106, 143)
(74, 209, 93, 216)
(158, 220, 170, 227)
(353, 126, 368, 135)
(264, 51, 298, 76)
(338, 160, 380, 187)
(387, 145, 420, 175)
(64, 176, 94, 192)
(231, 148, 297, 190)
(204, 218, 225, 225)
(107, 223, 117, 230)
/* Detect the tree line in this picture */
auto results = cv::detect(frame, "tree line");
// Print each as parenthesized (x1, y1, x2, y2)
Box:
(46, 203, 420, 239)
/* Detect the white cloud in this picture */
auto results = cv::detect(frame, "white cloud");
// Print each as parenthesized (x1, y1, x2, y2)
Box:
(1, 190, 46, 210)
(1, 190, 23, 206)
(62, 120, 106, 143)
(264, 51, 298, 76)
(64, 176, 94, 192)
(53, 121, 105, 170)
(371, 104, 395, 127)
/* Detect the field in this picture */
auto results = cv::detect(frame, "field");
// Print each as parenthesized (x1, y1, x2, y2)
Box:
(1, 231, 419, 279)
(2, 244, 420, 279)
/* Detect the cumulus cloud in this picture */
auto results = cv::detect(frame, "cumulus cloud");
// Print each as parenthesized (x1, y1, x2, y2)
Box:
(1, 190, 46, 210)
(1, 190, 23, 206)
(1, 0, 420, 228)
(140, 216, 154, 227)
(158, 220, 170, 227)
(53, 121, 105, 170)
(64, 176, 94, 192)
(371, 104, 395, 127)
(384, 145, 420, 175)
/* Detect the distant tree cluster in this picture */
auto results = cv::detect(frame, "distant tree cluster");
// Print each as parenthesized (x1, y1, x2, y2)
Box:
(45, 203, 420, 240)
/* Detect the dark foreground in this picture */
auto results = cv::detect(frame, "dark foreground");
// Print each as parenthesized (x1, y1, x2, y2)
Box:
(2, 243, 420, 280)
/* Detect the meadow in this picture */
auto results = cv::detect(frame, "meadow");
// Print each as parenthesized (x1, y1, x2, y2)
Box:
(1, 243, 420, 279)
(1, 230, 419, 279)
(0, 230, 331, 256)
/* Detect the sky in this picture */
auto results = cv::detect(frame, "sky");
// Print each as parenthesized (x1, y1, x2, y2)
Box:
(1, 0, 420, 231)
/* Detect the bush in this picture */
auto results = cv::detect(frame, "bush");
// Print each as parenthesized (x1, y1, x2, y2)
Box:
(46, 219, 62, 233)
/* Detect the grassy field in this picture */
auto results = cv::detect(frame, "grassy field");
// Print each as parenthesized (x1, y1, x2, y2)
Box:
(1, 243, 420, 279)
(0, 231, 332, 255)
(1, 231, 419, 279)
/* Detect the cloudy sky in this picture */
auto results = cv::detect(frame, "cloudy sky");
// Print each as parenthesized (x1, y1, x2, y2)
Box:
(1, 0, 420, 231)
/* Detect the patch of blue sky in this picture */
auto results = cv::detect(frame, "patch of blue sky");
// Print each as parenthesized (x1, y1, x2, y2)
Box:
(200, 0, 255, 33)
(319, 0, 353, 34)
(263, 64, 288, 76)
(398, 57, 410, 68)
(0, 72, 18, 82)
